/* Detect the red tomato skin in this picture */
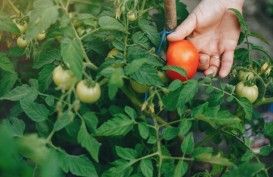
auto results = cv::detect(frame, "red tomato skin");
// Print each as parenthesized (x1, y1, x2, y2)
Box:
(166, 40, 199, 81)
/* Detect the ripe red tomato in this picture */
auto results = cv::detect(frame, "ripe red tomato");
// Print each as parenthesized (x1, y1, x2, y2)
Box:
(166, 40, 199, 81)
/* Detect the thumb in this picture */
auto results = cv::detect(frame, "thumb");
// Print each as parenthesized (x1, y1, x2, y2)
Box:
(167, 13, 197, 42)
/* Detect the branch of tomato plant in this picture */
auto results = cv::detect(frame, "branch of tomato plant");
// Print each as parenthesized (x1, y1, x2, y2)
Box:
(59, 4, 98, 71)
(221, 130, 270, 177)
(6, 0, 20, 16)
(153, 116, 163, 177)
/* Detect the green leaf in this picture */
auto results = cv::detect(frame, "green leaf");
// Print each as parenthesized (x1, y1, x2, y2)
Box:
(53, 112, 73, 132)
(0, 52, 16, 73)
(115, 146, 137, 160)
(162, 127, 179, 141)
(20, 97, 49, 122)
(132, 31, 150, 49)
(45, 95, 55, 107)
(26, 0, 59, 41)
(77, 122, 101, 162)
(108, 68, 124, 100)
(125, 58, 149, 75)
(96, 114, 134, 136)
(163, 65, 187, 78)
(181, 133, 194, 155)
(174, 161, 188, 177)
(168, 80, 183, 91)
(61, 37, 84, 80)
(38, 64, 54, 92)
(2, 117, 25, 136)
(140, 158, 153, 177)
(222, 163, 264, 177)
(58, 152, 98, 177)
(138, 19, 160, 46)
(193, 104, 242, 130)
(177, 80, 198, 105)
(249, 31, 270, 45)
(138, 122, 150, 139)
(264, 122, 273, 138)
(0, 72, 18, 97)
(33, 49, 61, 69)
(82, 112, 98, 134)
(179, 119, 192, 135)
(259, 145, 273, 156)
(0, 12, 19, 33)
(241, 150, 254, 162)
(124, 106, 136, 119)
(208, 90, 224, 106)
(192, 147, 214, 157)
(229, 8, 248, 31)
(162, 88, 181, 111)
(129, 64, 162, 87)
(99, 16, 128, 34)
(177, 80, 198, 115)
(1, 84, 32, 101)
(236, 98, 252, 120)
(194, 153, 233, 166)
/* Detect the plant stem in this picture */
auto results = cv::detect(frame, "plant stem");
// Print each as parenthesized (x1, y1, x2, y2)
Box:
(254, 97, 273, 107)
(7, 0, 20, 15)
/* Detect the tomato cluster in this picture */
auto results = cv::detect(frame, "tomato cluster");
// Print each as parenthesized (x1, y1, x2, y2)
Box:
(52, 65, 101, 104)
(13, 18, 46, 48)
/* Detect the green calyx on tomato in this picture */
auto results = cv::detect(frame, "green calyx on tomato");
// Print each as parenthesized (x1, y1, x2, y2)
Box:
(238, 70, 254, 81)
(235, 81, 258, 103)
(17, 36, 28, 48)
(76, 80, 101, 103)
(52, 65, 75, 90)
(130, 80, 149, 94)
(166, 40, 199, 81)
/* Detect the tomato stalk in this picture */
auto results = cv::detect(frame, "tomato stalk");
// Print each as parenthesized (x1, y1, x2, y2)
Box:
(7, 0, 20, 15)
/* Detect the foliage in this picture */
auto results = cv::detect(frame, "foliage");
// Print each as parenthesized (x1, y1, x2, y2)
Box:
(0, 0, 273, 177)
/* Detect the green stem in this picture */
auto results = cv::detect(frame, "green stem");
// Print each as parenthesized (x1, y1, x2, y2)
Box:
(7, 0, 20, 15)
(162, 156, 193, 161)
(254, 97, 273, 107)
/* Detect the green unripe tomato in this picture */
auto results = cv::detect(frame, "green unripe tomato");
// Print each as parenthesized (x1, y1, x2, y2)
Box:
(52, 65, 75, 90)
(235, 81, 258, 103)
(17, 36, 27, 48)
(238, 70, 254, 81)
(76, 80, 101, 103)
(130, 80, 149, 93)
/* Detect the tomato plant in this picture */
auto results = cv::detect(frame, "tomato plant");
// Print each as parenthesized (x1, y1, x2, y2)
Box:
(1, 1, 273, 177)
(166, 40, 199, 81)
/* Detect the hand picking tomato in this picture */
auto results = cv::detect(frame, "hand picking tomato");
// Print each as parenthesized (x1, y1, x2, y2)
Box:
(166, 40, 199, 81)
(76, 80, 101, 103)
(235, 81, 258, 103)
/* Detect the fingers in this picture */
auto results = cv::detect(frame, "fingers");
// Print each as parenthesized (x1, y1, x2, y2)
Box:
(167, 13, 197, 42)
(204, 56, 221, 77)
(198, 53, 210, 70)
(219, 50, 234, 78)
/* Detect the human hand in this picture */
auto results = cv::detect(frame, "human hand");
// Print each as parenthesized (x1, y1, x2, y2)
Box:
(167, 0, 245, 78)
